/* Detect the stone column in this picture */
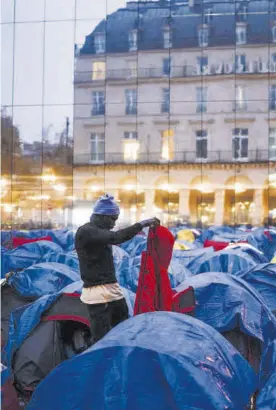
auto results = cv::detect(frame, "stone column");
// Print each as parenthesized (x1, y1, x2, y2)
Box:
(144, 189, 155, 219)
(179, 189, 190, 217)
(252, 189, 263, 226)
(215, 189, 225, 226)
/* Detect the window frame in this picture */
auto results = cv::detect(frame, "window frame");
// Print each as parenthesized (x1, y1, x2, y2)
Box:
(269, 127, 276, 161)
(123, 132, 139, 162)
(161, 88, 170, 113)
(195, 129, 208, 161)
(198, 27, 209, 47)
(235, 85, 247, 112)
(196, 87, 208, 113)
(272, 25, 276, 43)
(232, 128, 249, 161)
(94, 33, 106, 54)
(92, 61, 106, 81)
(92, 91, 105, 116)
(236, 24, 247, 45)
(90, 132, 105, 163)
(128, 30, 138, 52)
(163, 28, 172, 49)
(125, 89, 137, 115)
(269, 85, 276, 111)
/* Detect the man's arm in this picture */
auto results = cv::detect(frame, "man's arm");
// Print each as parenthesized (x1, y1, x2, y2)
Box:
(81, 223, 143, 246)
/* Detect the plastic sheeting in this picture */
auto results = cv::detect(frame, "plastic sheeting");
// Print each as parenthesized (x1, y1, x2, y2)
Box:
(7, 262, 80, 298)
(27, 312, 257, 410)
(191, 249, 257, 275)
(226, 243, 268, 264)
(1, 241, 64, 277)
(236, 263, 276, 312)
(257, 340, 276, 410)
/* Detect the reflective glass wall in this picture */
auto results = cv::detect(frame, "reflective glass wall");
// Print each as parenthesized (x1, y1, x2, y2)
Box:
(1, 0, 276, 229)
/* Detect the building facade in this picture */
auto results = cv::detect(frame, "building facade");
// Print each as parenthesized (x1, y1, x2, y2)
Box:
(73, 0, 276, 227)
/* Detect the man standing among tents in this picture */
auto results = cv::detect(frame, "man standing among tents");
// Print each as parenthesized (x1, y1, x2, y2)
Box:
(75, 194, 159, 345)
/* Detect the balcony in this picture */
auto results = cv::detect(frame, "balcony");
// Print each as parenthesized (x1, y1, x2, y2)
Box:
(74, 149, 271, 165)
(74, 60, 276, 84)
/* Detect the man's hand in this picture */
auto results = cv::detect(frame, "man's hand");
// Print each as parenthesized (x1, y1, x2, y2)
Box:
(140, 217, 160, 228)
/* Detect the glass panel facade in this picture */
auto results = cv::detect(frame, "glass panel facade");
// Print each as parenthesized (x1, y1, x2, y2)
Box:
(1, 0, 275, 229)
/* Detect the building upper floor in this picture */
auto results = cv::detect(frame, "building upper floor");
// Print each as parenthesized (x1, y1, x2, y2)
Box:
(78, 0, 276, 57)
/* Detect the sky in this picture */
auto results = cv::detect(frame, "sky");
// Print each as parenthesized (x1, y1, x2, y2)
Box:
(1, 0, 135, 143)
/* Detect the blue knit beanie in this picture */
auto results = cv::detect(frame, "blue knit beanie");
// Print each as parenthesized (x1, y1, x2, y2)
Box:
(92, 194, 120, 216)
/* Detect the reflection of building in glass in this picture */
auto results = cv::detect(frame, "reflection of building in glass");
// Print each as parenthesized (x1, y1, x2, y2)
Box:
(73, 0, 276, 226)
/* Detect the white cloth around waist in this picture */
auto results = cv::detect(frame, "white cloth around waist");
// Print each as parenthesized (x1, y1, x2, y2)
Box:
(80, 283, 124, 304)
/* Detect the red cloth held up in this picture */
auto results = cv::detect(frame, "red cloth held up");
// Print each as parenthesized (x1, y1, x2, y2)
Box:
(12, 236, 52, 248)
(134, 225, 175, 315)
(204, 239, 229, 251)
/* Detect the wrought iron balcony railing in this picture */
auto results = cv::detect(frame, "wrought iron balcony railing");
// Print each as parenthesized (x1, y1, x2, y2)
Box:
(74, 149, 273, 165)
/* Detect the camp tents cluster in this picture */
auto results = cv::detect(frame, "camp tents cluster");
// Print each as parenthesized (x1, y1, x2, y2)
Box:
(1, 225, 276, 409)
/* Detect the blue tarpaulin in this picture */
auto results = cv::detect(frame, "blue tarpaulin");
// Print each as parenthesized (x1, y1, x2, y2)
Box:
(236, 263, 276, 312)
(257, 340, 276, 410)
(175, 273, 276, 349)
(7, 262, 80, 298)
(27, 312, 257, 410)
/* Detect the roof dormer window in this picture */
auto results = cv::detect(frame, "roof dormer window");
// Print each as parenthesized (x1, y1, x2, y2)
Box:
(236, 23, 247, 45)
(272, 25, 276, 43)
(95, 33, 105, 54)
(198, 26, 209, 47)
(163, 27, 172, 49)
(129, 30, 138, 52)
(203, 8, 213, 24)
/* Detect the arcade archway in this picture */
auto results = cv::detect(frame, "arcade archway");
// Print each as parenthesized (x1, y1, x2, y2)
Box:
(189, 176, 215, 225)
(118, 177, 145, 223)
(154, 177, 179, 225)
(224, 176, 255, 225)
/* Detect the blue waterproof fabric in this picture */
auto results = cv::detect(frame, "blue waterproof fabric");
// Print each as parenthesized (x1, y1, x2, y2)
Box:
(226, 244, 268, 264)
(41, 252, 80, 271)
(174, 247, 214, 269)
(247, 228, 276, 261)
(1, 241, 64, 276)
(119, 234, 147, 256)
(191, 249, 257, 275)
(236, 263, 276, 312)
(115, 255, 142, 292)
(168, 260, 192, 288)
(7, 262, 80, 298)
(176, 273, 276, 349)
(257, 340, 276, 410)
(27, 312, 257, 410)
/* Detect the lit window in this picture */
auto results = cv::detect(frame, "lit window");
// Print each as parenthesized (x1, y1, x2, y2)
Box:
(272, 25, 276, 43)
(123, 132, 139, 162)
(92, 62, 106, 80)
(196, 130, 208, 160)
(90, 133, 105, 163)
(162, 88, 170, 113)
(236, 24, 247, 45)
(232, 128, 248, 161)
(198, 27, 209, 47)
(269, 128, 276, 161)
(92, 91, 105, 115)
(161, 129, 174, 161)
(94, 33, 105, 54)
(196, 87, 207, 113)
(235, 86, 247, 111)
(129, 30, 138, 51)
(163, 28, 172, 49)
(125, 89, 137, 115)
(269, 85, 276, 111)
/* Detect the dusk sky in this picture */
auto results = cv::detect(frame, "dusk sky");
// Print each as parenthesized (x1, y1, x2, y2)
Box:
(1, 0, 138, 143)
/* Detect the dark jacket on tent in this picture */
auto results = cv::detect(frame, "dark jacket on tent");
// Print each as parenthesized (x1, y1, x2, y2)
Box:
(75, 222, 142, 287)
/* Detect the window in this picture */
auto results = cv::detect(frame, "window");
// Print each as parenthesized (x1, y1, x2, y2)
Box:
(92, 62, 106, 80)
(232, 128, 248, 161)
(129, 30, 137, 51)
(92, 91, 105, 115)
(235, 54, 246, 73)
(161, 129, 174, 161)
(196, 87, 207, 113)
(197, 56, 208, 74)
(123, 132, 139, 162)
(236, 24, 247, 45)
(196, 130, 208, 160)
(125, 89, 137, 115)
(203, 8, 213, 24)
(162, 88, 170, 113)
(198, 27, 209, 47)
(163, 28, 172, 49)
(272, 25, 276, 43)
(269, 85, 276, 110)
(237, 4, 248, 22)
(163, 57, 171, 76)
(235, 86, 247, 111)
(127, 60, 137, 78)
(90, 133, 105, 162)
(94, 33, 105, 54)
(269, 128, 276, 160)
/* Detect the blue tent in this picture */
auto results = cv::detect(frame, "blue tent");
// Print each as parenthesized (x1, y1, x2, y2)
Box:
(236, 263, 276, 312)
(27, 312, 257, 410)
(7, 262, 80, 298)
(175, 273, 276, 347)
(257, 340, 276, 410)
(190, 249, 256, 275)
(1, 241, 64, 276)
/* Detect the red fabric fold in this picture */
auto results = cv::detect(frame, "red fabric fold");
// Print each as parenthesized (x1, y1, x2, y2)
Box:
(12, 236, 52, 248)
